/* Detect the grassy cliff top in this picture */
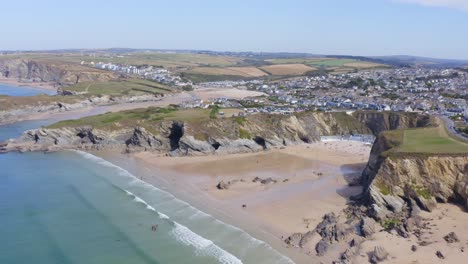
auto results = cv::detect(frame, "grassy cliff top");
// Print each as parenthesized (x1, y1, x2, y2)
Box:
(0, 79, 177, 111)
(46, 108, 375, 142)
(0, 94, 83, 111)
(47, 107, 211, 132)
(63, 79, 175, 96)
(382, 124, 468, 156)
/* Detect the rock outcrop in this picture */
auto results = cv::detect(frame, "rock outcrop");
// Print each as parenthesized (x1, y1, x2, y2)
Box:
(360, 130, 468, 217)
(1, 111, 378, 155)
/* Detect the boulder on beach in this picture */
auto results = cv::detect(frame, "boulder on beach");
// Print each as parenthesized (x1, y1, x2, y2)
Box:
(370, 246, 388, 263)
(216, 180, 230, 190)
(443, 232, 459, 243)
(284, 233, 303, 248)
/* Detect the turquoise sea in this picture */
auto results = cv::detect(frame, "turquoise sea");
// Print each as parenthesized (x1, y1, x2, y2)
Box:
(0, 85, 294, 264)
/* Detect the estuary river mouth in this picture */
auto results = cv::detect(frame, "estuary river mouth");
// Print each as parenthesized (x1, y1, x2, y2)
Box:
(0, 82, 56, 96)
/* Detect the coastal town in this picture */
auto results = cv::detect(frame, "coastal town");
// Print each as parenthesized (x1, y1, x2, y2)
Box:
(3, 0, 468, 263)
(1, 51, 468, 264)
(87, 59, 468, 136)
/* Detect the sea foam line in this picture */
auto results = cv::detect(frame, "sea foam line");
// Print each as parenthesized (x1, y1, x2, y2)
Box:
(73, 150, 295, 264)
(123, 190, 241, 264)
(123, 189, 169, 218)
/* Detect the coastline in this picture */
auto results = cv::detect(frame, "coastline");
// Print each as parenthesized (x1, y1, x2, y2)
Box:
(96, 141, 372, 263)
(0, 92, 195, 127)
(0, 87, 261, 127)
(0, 77, 57, 90)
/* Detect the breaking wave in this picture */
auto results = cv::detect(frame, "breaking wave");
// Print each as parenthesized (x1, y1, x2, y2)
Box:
(123, 189, 242, 263)
(73, 150, 295, 264)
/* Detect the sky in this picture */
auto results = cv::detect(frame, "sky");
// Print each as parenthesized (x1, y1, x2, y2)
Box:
(1, 0, 467, 59)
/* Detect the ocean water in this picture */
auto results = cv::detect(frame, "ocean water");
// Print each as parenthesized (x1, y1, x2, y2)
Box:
(0, 120, 55, 142)
(0, 121, 294, 263)
(0, 83, 56, 96)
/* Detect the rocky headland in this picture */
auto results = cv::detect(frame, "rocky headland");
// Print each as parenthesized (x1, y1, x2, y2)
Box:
(0, 110, 430, 156)
(3, 108, 466, 263)
(0, 58, 116, 86)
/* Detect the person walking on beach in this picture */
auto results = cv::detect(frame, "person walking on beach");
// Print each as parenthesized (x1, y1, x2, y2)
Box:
(151, 224, 158, 232)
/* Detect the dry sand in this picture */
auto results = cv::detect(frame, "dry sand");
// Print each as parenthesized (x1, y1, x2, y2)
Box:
(259, 64, 316, 76)
(354, 204, 468, 264)
(100, 140, 468, 264)
(109, 141, 371, 263)
(190, 87, 265, 100)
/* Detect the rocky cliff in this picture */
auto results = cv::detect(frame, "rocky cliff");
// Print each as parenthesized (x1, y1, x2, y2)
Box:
(1, 111, 374, 155)
(361, 131, 468, 218)
(353, 111, 434, 136)
(2, 110, 438, 157)
(0, 58, 116, 86)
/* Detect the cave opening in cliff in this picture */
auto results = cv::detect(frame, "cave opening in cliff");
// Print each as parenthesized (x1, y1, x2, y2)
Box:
(299, 134, 311, 143)
(253, 136, 267, 150)
(169, 122, 184, 151)
(211, 141, 221, 150)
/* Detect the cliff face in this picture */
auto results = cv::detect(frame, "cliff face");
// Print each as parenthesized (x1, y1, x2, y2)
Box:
(361, 132, 468, 216)
(0, 58, 116, 86)
(1, 112, 373, 155)
(353, 112, 434, 136)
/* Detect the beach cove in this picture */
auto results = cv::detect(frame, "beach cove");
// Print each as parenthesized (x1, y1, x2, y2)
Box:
(0, 83, 296, 263)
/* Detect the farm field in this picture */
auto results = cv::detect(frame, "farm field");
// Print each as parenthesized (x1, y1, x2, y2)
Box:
(259, 64, 316, 75)
(267, 58, 387, 70)
(186, 66, 268, 77)
(0, 52, 243, 69)
(79, 53, 243, 68)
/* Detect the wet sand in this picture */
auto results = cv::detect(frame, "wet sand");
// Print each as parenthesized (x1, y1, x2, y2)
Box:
(97, 141, 371, 263)
(0, 78, 57, 90)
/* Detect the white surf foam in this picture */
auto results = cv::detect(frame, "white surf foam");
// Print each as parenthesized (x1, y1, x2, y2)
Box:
(123, 190, 242, 263)
(123, 188, 169, 220)
(172, 222, 243, 264)
(73, 150, 295, 264)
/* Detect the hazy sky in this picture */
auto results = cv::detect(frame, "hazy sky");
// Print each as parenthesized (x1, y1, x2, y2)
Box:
(1, 0, 467, 59)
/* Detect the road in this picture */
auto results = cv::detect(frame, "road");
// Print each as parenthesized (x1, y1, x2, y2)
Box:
(438, 115, 468, 141)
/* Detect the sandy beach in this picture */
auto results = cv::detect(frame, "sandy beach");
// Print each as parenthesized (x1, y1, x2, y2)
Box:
(98, 141, 371, 263)
(355, 204, 468, 264)
(191, 87, 265, 100)
(97, 139, 468, 263)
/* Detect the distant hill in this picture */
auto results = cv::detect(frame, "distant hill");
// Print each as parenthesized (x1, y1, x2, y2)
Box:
(2, 48, 467, 68)
(370, 55, 468, 68)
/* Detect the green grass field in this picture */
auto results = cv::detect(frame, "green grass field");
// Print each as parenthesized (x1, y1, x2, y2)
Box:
(0, 52, 243, 70)
(48, 107, 211, 133)
(64, 79, 175, 96)
(268, 58, 356, 66)
(79, 53, 243, 68)
(0, 94, 82, 111)
(397, 126, 468, 154)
